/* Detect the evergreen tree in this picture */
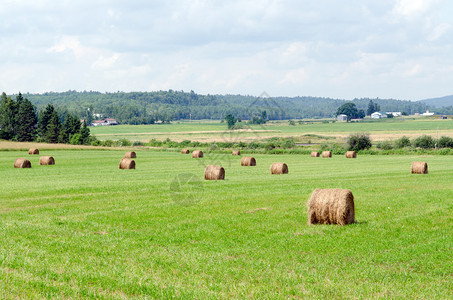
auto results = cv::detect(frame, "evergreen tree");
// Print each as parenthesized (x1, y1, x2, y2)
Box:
(79, 121, 90, 145)
(0, 93, 18, 139)
(38, 104, 55, 139)
(46, 110, 61, 143)
(16, 98, 37, 142)
(367, 100, 375, 116)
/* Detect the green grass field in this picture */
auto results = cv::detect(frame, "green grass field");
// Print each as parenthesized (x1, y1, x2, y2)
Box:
(90, 118, 453, 143)
(1, 149, 452, 298)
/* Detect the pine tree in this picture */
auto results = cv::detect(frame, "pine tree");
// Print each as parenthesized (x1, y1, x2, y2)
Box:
(46, 111, 61, 143)
(79, 121, 90, 145)
(38, 104, 55, 139)
(0, 93, 18, 139)
(16, 98, 37, 142)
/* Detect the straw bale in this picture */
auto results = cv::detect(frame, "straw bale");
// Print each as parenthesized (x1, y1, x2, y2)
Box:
(204, 165, 225, 180)
(14, 158, 31, 168)
(270, 162, 288, 174)
(192, 150, 203, 158)
(411, 162, 428, 174)
(119, 158, 135, 169)
(307, 188, 355, 225)
(241, 156, 256, 166)
(39, 156, 55, 165)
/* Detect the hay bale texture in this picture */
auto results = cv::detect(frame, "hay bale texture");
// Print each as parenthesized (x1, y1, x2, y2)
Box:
(411, 162, 428, 174)
(322, 151, 332, 158)
(119, 158, 135, 169)
(307, 189, 355, 225)
(311, 151, 320, 157)
(124, 151, 136, 158)
(181, 149, 190, 154)
(204, 165, 225, 180)
(345, 151, 357, 158)
(192, 150, 203, 158)
(241, 156, 256, 166)
(232, 150, 241, 156)
(270, 163, 288, 174)
(28, 148, 39, 155)
(14, 158, 31, 168)
(39, 156, 55, 165)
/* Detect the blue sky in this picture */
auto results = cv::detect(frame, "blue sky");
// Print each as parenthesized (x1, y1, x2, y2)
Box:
(1, 0, 452, 100)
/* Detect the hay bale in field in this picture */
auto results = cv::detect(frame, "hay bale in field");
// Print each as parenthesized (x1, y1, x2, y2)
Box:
(322, 151, 332, 158)
(192, 150, 203, 158)
(204, 165, 225, 180)
(39, 156, 55, 165)
(311, 151, 320, 157)
(181, 148, 190, 154)
(411, 162, 428, 174)
(241, 156, 256, 166)
(14, 158, 31, 168)
(270, 162, 288, 174)
(307, 188, 355, 225)
(124, 151, 136, 158)
(232, 150, 241, 156)
(345, 151, 357, 158)
(119, 158, 135, 169)
(28, 148, 39, 155)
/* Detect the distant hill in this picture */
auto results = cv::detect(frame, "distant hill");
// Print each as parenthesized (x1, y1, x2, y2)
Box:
(419, 95, 453, 108)
(4, 90, 430, 124)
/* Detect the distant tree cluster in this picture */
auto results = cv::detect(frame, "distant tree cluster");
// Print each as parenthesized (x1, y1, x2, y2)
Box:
(366, 100, 380, 116)
(336, 103, 365, 121)
(0, 92, 91, 144)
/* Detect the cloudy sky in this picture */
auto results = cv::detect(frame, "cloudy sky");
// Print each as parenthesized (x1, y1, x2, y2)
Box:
(1, 0, 452, 100)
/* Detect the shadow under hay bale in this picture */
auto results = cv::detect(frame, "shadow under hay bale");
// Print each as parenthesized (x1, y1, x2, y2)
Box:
(322, 151, 332, 158)
(241, 156, 256, 166)
(124, 151, 136, 158)
(40, 156, 55, 165)
(311, 151, 320, 157)
(270, 163, 288, 174)
(307, 188, 355, 225)
(181, 149, 190, 154)
(28, 148, 39, 155)
(14, 158, 31, 168)
(345, 151, 357, 158)
(411, 162, 428, 174)
(232, 150, 241, 155)
(119, 158, 135, 169)
(204, 165, 225, 180)
(192, 150, 203, 158)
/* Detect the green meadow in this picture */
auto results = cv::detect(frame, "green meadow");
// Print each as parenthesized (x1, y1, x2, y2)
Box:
(1, 148, 452, 298)
(90, 118, 453, 143)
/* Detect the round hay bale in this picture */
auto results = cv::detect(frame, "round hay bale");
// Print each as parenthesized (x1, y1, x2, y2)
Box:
(307, 188, 355, 225)
(322, 151, 332, 158)
(411, 162, 428, 174)
(28, 148, 39, 155)
(345, 151, 357, 158)
(204, 165, 225, 180)
(124, 151, 136, 158)
(119, 158, 135, 169)
(270, 162, 288, 174)
(181, 148, 190, 154)
(311, 151, 320, 157)
(39, 156, 55, 165)
(192, 150, 203, 158)
(232, 150, 241, 156)
(14, 158, 31, 168)
(241, 156, 256, 166)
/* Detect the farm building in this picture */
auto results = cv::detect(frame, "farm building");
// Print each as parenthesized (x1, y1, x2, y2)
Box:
(337, 114, 347, 121)
(91, 118, 119, 126)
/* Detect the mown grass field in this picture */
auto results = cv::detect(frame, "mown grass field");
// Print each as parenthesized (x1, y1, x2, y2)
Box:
(90, 118, 453, 143)
(1, 148, 452, 298)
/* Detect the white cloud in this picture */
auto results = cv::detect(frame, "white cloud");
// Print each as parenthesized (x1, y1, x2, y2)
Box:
(0, 1, 452, 99)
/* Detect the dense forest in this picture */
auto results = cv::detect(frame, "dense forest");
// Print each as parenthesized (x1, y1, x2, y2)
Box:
(6, 90, 432, 125)
(0, 92, 91, 144)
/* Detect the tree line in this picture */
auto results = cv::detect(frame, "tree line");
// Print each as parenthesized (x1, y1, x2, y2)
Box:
(18, 90, 430, 125)
(0, 92, 91, 144)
